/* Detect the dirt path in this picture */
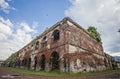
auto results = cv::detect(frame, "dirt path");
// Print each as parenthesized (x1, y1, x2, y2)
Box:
(0, 67, 120, 79)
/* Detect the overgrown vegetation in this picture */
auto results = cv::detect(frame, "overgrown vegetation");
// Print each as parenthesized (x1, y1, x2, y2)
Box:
(118, 29, 120, 32)
(5, 67, 120, 77)
(5, 52, 18, 66)
(87, 26, 101, 42)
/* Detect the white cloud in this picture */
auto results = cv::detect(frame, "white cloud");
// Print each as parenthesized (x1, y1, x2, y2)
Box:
(0, 16, 13, 26)
(0, 22, 12, 35)
(0, 33, 7, 40)
(20, 22, 35, 33)
(0, 0, 15, 13)
(65, 0, 120, 55)
(0, 16, 12, 40)
(7, 28, 33, 54)
(109, 52, 120, 56)
(0, 16, 38, 60)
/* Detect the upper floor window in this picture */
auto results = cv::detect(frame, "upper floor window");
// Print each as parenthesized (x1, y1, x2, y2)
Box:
(24, 49, 26, 51)
(42, 36, 47, 47)
(36, 41, 39, 45)
(35, 41, 39, 49)
(52, 30, 60, 41)
(31, 44, 33, 47)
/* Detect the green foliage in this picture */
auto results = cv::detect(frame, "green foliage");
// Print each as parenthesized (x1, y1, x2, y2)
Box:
(87, 26, 101, 42)
(5, 52, 18, 64)
(118, 29, 120, 32)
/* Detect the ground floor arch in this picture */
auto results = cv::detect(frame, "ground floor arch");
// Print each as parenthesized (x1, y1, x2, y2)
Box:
(50, 51, 59, 70)
(40, 54, 46, 70)
(28, 57, 31, 69)
(34, 56, 37, 70)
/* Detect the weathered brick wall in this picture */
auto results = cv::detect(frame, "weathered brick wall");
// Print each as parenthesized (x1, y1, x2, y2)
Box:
(16, 20, 69, 71)
(61, 20, 106, 73)
(104, 53, 117, 69)
(66, 20, 104, 55)
(12, 17, 107, 73)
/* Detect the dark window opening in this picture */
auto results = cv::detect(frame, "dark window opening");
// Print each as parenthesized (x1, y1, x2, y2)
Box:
(40, 55, 45, 70)
(52, 30, 60, 41)
(31, 44, 33, 47)
(51, 52, 59, 70)
(42, 36, 47, 47)
(35, 41, 39, 49)
(36, 41, 39, 45)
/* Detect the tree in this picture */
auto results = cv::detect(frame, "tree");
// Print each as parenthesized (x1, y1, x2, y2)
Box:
(118, 29, 120, 32)
(87, 26, 101, 42)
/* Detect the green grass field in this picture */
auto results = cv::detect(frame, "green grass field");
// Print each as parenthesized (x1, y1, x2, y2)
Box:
(5, 67, 120, 77)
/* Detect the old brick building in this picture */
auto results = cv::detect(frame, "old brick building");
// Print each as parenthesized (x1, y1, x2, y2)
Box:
(9, 17, 108, 73)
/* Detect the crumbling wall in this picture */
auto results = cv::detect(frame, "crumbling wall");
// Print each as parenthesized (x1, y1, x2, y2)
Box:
(63, 52, 106, 73)
(64, 20, 106, 73)
(15, 21, 69, 72)
(66, 20, 104, 56)
(8, 17, 108, 73)
(104, 53, 117, 69)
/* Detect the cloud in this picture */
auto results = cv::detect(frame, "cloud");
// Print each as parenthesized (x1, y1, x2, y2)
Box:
(65, 0, 120, 55)
(0, 16, 38, 60)
(0, 0, 15, 13)
(109, 52, 120, 56)
(0, 16, 13, 26)
(20, 22, 35, 33)
(0, 16, 12, 40)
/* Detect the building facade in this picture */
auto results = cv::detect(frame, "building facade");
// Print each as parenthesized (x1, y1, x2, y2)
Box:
(8, 17, 108, 73)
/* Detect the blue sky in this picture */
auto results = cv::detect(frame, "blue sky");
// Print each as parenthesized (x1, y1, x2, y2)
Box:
(1, 0, 70, 34)
(0, 0, 120, 60)
(0, 0, 71, 60)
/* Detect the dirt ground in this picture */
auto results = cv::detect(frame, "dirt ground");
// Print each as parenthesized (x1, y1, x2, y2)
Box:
(0, 67, 120, 79)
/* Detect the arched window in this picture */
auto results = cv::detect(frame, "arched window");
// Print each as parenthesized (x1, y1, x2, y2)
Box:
(41, 36, 47, 47)
(35, 41, 39, 49)
(36, 41, 39, 45)
(52, 30, 60, 41)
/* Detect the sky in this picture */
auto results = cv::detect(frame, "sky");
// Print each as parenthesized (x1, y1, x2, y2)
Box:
(0, 0, 120, 60)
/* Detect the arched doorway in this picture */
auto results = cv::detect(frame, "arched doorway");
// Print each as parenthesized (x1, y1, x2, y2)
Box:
(34, 56, 37, 70)
(51, 51, 59, 70)
(24, 58, 27, 67)
(28, 57, 31, 69)
(21, 59, 24, 67)
(40, 55, 45, 70)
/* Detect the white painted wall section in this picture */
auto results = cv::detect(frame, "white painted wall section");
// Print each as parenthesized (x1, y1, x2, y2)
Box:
(69, 45, 77, 53)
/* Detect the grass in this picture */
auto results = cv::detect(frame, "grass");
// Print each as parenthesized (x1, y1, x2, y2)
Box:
(4, 67, 120, 77)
